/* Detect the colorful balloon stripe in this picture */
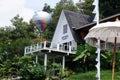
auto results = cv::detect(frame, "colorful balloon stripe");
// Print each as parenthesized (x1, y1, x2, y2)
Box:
(32, 11, 52, 33)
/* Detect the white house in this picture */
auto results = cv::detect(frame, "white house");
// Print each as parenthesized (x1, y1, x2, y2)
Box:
(50, 9, 93, 53)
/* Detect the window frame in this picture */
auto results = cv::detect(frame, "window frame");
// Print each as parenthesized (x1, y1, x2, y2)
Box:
(63, 24, 67, 34)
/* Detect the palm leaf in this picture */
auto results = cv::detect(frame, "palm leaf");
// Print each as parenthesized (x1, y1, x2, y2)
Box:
(73, 49, 88, 61)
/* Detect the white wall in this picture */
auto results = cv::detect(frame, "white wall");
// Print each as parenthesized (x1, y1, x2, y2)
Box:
(51, 11, 74, 44)
(51, 10, 77, 51)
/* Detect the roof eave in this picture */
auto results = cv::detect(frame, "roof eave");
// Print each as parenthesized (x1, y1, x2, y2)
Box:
(75, 13, 120, 30)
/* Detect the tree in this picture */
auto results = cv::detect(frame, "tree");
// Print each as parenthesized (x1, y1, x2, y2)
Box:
(0, 15, 37, 58)
(42, 3, 53, 13)
(10, 15, 36, 39)
(0, 27, 14, 60)
(99, 0, 120, 18)
(76, 0, 120, 20)
(9, 15, 36, 56)
(76, 0, 94, 16)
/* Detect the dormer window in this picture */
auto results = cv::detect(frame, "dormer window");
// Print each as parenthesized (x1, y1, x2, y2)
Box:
(63, 24, 67, 34)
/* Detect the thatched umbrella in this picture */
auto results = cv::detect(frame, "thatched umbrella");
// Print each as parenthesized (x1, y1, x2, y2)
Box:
(85, 19, 120, 80)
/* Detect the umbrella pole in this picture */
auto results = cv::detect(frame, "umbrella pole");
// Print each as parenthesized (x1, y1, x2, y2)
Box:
(112, 37, 117, 80)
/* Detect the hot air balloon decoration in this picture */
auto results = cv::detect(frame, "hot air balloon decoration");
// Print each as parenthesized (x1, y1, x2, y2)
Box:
(32, 11, 51, 34)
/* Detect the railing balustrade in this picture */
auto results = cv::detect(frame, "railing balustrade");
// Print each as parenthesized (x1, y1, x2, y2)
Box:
(24, 41, 75, 55)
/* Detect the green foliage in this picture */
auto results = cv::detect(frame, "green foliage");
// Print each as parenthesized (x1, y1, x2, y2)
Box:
(47, 62, 73, 79)
(76, 0, 94, 16)
(48, 63, 62, 77)
(115, 52, 120, 71)
(99, 51, 112, 70)
(100, 50, 120, 71)
(42, 3, 53, 13)
(73, 43, 96, 72)
(65, 70, 120, 80)
(73, 49, 90, 61)
(18, 63, 47, 80)
(0, 55, 48, 79)
(76, 0, 120, 19)
(6, 55, 47, 80)
(0, 59, 12, 77)
(0, 15, 36, 57)
(73, 43, 120, 72)
(74, 43, 96, 62)
(99, 0, 120, 18)
(10, 15, 36, 39)
(9, 38, 33, 56)
(0, 53, 4, 63)
(19, 55, 33, 66)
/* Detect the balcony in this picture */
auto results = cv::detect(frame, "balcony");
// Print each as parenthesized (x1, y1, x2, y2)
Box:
(24, 41, 76, 55)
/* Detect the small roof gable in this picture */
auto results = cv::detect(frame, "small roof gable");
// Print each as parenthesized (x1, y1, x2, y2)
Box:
(63, 9, 93, 29)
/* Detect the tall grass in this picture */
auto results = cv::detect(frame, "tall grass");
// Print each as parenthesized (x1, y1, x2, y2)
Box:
(64, 70, 120, 80)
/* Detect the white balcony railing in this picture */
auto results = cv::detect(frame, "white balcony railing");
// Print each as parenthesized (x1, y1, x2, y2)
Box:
(24, 41, 76, 55)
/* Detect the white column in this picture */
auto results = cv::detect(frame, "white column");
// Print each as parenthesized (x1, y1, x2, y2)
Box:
(69, 45, 72, 53)
(30, 45, 32, 52)
(44, 41, 46, 49)
(44, 53, 47, 70)
(36, 55, 38, 63)
(96, 39, 100, 80)
(62, 56, 65, 70)
(37, 43, 39, 49)
(57, 44, 60, 51)
(24, 47, 26, 56)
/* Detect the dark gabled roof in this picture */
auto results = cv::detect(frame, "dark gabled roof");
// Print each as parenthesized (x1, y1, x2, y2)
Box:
(63, 9, 93, 43)
(63, 9, 93, 29)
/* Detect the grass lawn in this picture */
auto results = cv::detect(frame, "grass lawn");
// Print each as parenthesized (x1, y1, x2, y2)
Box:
(64, 70, 120, 80)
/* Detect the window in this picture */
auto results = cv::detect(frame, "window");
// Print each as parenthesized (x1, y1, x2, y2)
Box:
(63, 24, 67, 34)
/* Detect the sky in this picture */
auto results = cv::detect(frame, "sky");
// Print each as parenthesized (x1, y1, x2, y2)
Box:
(0, 0, 79, 27)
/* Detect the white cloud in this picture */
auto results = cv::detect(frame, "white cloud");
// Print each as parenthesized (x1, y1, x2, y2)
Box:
(0, 0, 79, 27)
(0, 0, 34, 27)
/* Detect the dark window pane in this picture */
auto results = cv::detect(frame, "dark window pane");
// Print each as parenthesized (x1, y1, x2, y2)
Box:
(63, 24, 67, 34)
